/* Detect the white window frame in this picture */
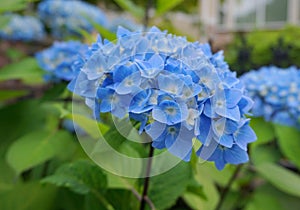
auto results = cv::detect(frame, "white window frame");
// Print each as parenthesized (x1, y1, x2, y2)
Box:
(211, 0, 300, 32)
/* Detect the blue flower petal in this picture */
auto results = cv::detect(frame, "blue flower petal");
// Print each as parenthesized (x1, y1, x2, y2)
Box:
(224, 89, 243, 108)
(234, 123, 257, 150)
(157, 74, 184, 96)
(219, 134, 234, 148)
(224, 144, 249, 164)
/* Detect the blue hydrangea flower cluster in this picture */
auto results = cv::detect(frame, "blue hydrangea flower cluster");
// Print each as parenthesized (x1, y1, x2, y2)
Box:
(0, 14, 45, 41)
(69, 27, 256, 170)
(241, 66, 300, 129)
(38, 0, 107, 38)
(36, 41, 88, 82)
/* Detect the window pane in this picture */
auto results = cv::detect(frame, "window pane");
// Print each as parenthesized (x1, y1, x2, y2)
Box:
(234, 0, 256, 25)
(266, 0, 287, 22)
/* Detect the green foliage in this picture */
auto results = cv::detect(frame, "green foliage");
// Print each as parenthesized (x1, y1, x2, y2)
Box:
(0, 57, 44, 84)
(246, 184, 300, 210)
(102, 120, 148, 158)
(42, 160, 114, 209)
(0, 90, 28, 103)
(0, 0, 38, 13)
(6, 130, 75, 175)
(156, 0, 184, 15)
(5, 48, 26, 61)
(250, 117, 275, 146)
(68, 113, 110, 139)
(105, 189, 139, 210)
(0, 15, 11, 30)
(274, 124, 300, 168)
(148, 161, 193, 209)
(256, 163, 300, 197)
(42, 160, 107, 194)
(92, 22, 117, 41)
(226, 26, 300, 73)
(251, 144, 281, 165)
(40, 83, 67, 102)
(0, 182, 57, 210)
(183, 163, 219, 210)
(113, 0, 144, 19)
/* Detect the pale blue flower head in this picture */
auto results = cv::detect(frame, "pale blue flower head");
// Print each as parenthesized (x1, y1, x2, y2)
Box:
(38, 0, 107, 38)
(241, 66, 300, 129)
(36, 41, 88, 82)
(0, 14, 45, 41)
(69, 26, 256, 170)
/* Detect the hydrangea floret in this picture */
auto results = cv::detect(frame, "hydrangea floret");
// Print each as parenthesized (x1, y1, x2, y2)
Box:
(241, 66, 300, 129)
(38, 0, 107, 38)
(36, 41, 88, 82)
(69, 27, 256, 170)
(0, 14, 45, 41)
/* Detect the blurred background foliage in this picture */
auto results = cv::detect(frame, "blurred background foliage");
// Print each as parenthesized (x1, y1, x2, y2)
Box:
(225, 26, 300, 75)
(0, 0, 300, 210)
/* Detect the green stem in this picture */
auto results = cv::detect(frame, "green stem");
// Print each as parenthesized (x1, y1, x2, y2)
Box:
(140, 145, 155, 210)
(143, 0, 153, 29)
(215, 164, 243, 210)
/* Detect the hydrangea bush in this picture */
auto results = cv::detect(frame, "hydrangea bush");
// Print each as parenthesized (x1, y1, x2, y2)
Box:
(241, 66, 300, 129)
(38, 0, 107, 38)
(69, 27, 256, 170)
(36, 41, 88, 82)
(0, 14, 45, 41)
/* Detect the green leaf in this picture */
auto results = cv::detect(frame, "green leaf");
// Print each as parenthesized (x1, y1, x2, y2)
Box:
(183, 180, 218, 210)
(42, 160, 107, 194)
(274, 124, 300, 168)
(67, 113, 110, 139)
(246, 184, 300, 210)
(0, 182, 57, 210)
(84, 190, 138, 210)
(148, 161, 193, 209)
(0, 100, 58, 184)
(84, 193, 108, 210)
(54, 188, 85, 210)
(0, 0, 27, 13)
(186, 179, 206, 199)
(42, 160, 114, 210)
(41, 83, 67, 102)
(0, 90, 28, 102)
(0, 100, 48, 157)
(250, 117, 275, 146)
(99, 119, 147, 158)
(251, 144, 281, 165)
(183, 163, 219, 210)
(0, 160, 15, 191)
(105, 189, 139, 210)
(256, 163, 300, 197)
(0, 57, 43, 84)
(196, 162, 236, 188)
(6, 130, 74, 174)
(5, 48, 25, 61)
(113, 0, 144, 19)
(106, 172, 135, 190)
(156, 0, 184, 15)
(91, 23, 117, 41)
(0, 15, 11, 30)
